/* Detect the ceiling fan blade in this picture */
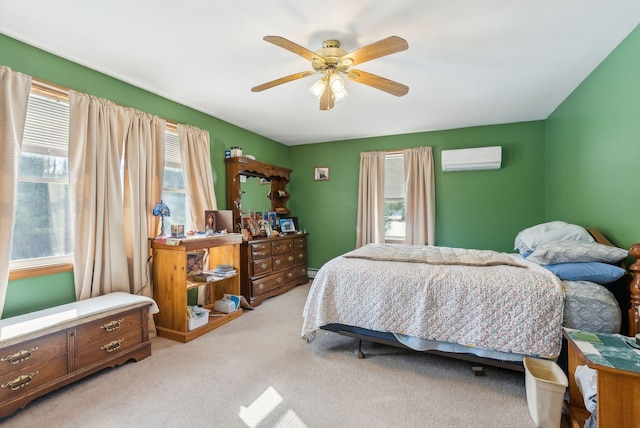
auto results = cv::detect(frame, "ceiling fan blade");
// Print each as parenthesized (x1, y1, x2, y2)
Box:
(263, 36, 323, 64)
(319, 87, 334, 111)
(346, 70, 409, 97)
(251, 71, 314, 92)
(341, 36, 408, 67)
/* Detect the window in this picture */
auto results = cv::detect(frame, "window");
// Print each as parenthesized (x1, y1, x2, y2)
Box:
(10, 84, 190, 276)
(162, 129, 191, 232)
(10, 92, 73, 270)
(384, 153, 405, 243)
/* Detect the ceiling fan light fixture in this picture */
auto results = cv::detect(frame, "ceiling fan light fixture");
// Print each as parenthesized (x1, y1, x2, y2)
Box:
(333, 87, 348, 102)
(255, 35, 409, 110)
(329, 74, 345, 92)
(309, 78, 327, 98)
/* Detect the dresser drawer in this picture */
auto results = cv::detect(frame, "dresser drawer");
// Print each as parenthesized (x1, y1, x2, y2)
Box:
(74, 309, 143, 349)
(250, 242, 271, 258)
(284, 265, 308, 283)
(252, 257, 272, 276)
(294, 249, 307, 263)
(0, 331, 67, 377)
(271, 239, 292, 255)
(293, 237, 306, 250)
(252, 273, 285, 296)
(75, 327, 143, 368)
(272, 254, 295, 271)
(0, 354, 68, 402)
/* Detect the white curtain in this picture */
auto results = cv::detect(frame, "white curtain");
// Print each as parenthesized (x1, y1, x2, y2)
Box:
(356, 151, 386, 247)
(69, 91, 130, 300)
(122, 110, 165, 305)
(403, 146, 435, 245)
(178, 124, 217, 231)
(0, 66, 32, 318)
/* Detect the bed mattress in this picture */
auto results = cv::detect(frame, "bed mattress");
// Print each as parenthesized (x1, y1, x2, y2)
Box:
(302, 245, 565, 359)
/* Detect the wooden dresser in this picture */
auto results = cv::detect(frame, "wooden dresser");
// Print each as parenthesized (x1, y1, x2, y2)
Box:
(240, 233, 308, 306)
(0, 295, 153, 418)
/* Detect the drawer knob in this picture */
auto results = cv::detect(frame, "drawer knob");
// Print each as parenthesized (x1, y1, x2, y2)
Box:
(101, 338, 125, 353)
(298, 253, 304, 259)
(277, 277, 283, 283)
(260, 263, 267, 269)
(287, 256, 294, 262)
(258, 284, 264, 290)
(1, 347, 38, 365)
(2, 371, 38, 391)
(101, 319, 124, 332)
(287, 272, 293, 278)
(275, 259, 281, 265)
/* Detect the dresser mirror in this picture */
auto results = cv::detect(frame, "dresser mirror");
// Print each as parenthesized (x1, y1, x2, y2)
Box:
(225, 157, 292, 232)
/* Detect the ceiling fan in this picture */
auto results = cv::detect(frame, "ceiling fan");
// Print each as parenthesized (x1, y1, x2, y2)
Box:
(251, 35, 409, 111)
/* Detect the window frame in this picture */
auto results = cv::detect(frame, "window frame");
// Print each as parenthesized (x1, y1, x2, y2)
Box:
(384, 152, 406, 244)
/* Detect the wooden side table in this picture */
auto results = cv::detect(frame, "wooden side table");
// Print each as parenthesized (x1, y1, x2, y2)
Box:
(563, 328, 640, 427)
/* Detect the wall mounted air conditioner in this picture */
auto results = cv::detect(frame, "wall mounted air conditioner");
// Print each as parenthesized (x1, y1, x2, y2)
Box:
(441, 146, 502, 172)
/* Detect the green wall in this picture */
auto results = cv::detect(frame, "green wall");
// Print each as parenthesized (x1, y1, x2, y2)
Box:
(0, 34, 289, 316)
(3, 22, 638, 316)
(545, 25, 640, 251)
(290, 122, 547, 269)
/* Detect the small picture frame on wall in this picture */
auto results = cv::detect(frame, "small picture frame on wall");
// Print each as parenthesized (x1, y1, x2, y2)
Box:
(314, 167, 329, 181)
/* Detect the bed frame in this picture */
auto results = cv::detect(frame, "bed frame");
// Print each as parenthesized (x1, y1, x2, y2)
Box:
(320, 228, 639, 372)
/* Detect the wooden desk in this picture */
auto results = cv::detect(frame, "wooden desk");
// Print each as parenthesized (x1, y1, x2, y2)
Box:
(564, 329, 640, 427)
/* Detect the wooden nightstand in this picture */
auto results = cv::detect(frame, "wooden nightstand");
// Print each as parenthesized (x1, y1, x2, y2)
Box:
(563, 328, 640, 427)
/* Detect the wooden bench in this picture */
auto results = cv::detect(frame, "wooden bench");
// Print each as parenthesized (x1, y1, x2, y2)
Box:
(0, 292, 158, 418)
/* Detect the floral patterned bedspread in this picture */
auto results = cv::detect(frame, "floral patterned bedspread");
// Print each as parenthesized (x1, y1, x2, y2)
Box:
(302, 244, 565, 358)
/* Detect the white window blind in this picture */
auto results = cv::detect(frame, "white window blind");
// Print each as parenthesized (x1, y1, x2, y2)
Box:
(164, 129, 181, 168)
(22, 93, 69, 157)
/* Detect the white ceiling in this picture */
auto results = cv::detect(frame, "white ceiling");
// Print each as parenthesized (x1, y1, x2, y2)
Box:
(1, 1, 639, 146)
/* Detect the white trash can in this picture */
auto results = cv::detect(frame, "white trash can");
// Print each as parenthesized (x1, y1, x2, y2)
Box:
(523, 357, 568, 428)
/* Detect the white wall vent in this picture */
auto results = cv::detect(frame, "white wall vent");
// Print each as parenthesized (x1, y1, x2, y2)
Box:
(441, 146, 502, 172)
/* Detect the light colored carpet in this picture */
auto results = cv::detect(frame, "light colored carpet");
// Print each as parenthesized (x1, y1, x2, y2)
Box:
(1, 283, 566, 427)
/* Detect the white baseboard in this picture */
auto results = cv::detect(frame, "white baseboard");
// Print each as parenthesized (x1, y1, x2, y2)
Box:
(307, 268, 318, 279)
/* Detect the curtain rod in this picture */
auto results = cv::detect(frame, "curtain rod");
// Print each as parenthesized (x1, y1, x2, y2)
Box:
(30, 77, 179, 131)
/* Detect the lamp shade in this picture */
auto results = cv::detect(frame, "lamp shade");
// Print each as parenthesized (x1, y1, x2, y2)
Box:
(153, 200, 170, 217)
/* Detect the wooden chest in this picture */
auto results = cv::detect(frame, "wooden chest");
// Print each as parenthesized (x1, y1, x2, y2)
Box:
(0, 299, 153, 418)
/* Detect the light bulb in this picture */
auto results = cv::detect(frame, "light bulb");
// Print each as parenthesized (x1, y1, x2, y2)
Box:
(333, 87, 348, 102)
(329, 74, 345, 92)
(309, 78, 327, 98)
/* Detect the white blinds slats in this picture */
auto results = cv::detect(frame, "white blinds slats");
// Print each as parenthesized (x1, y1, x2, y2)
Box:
(164, 129, 181, 168)
(22, 93, 69, 156)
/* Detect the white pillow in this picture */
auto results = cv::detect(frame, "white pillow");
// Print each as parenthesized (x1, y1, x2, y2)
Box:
(514, 221, 594, 254)
(527, 240, 628, 264)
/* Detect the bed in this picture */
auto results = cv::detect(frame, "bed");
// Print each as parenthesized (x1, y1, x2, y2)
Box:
(301, 222, 636, 371)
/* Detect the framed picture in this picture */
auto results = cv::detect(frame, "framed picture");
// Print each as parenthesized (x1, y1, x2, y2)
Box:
(247, 218, 261, 237)
(186, 251, 206, 277)
(314, 167, 329, 181)
(265, 211, 278, 229)
(260, 219, 274, 237)
(279, 218, 296, 233)
(204, 210, 216, 232)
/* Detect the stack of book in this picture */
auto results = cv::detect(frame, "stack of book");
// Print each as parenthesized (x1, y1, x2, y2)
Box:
(191, 264, 236, 282)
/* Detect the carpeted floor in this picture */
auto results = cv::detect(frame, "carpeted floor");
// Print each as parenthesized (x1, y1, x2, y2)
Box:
(1, 283, 568, 427)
